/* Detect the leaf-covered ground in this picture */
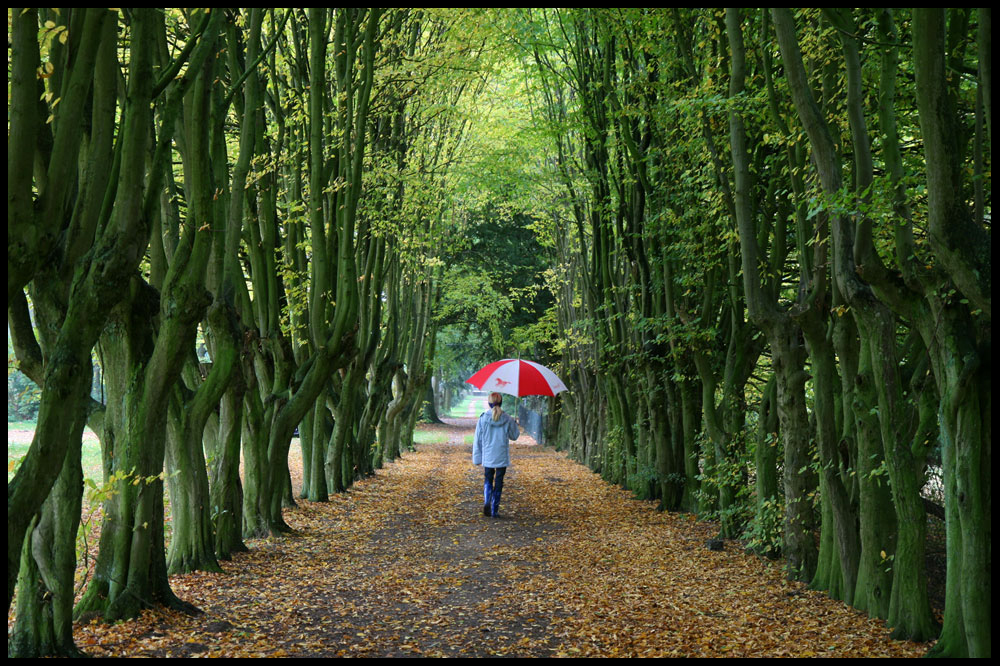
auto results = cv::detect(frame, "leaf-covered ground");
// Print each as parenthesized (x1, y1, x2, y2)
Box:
(54, 418, 928, 657)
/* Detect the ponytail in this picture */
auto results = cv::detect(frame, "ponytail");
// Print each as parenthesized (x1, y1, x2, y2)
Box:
(489, 392, 503, 422)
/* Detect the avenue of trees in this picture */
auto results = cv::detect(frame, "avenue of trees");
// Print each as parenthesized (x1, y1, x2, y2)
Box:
(7, 8, 990, 659)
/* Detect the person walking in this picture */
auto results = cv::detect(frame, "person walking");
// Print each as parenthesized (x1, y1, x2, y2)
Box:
(472, 392, 520, 517)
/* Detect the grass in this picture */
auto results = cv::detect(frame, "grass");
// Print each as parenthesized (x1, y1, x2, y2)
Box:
(8, 417, 467, 483)
(7, 422, 104, 484)
(8, 414, 476, 484)
(445, 395, 483, 419)
(412, 429, 451, 446)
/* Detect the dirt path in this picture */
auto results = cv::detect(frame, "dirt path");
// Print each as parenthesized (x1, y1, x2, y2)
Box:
(72, 420, 926, 657)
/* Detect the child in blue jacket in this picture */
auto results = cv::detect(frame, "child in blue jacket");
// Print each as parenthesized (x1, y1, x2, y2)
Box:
(472, 392, 520, 517)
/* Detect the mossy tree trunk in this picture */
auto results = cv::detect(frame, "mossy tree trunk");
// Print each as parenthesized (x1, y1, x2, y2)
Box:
(729, 9, 819, 580)
(6, 7, 125, 613)
(8, 6, 114, 645)
(76, 10, 223, 617)
(210, 385, 248, 560)
(912, 9, 991, 655)
(10, 384, 87, 657)
(75, 280, 202, 622)
(9, 7, 223, 623)
(775, 8, 942, 637)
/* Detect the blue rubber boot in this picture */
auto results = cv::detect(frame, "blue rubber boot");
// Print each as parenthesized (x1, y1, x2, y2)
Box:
(483, 479, 492, 516)
(490, 487, 502, 517)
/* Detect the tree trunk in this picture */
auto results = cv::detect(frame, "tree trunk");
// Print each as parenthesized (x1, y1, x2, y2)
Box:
(921, 302, 989, 654)
(851, 334, 895, 620)
(307, 401, 330, 501)
(770, 318, 818, 582)
(210, 386, 247, 559)
(10, 404, 86, 657)
(801, 314, 858, 604)
(423, 380, 444, 424)
(7, 8, 164, 613)
(165, 367, 226, 574)
(750, 375, 780, 558)
(76, 282, 200, 622)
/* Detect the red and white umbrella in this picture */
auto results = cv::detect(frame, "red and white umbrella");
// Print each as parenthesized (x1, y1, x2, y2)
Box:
(466, 359, 568, 397)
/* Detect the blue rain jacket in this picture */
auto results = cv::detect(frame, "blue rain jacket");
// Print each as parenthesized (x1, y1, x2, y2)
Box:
(472, 411, 520, 468)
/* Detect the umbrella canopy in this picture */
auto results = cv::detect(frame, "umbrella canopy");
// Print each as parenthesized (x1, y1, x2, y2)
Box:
(466, 359, 568, 397)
